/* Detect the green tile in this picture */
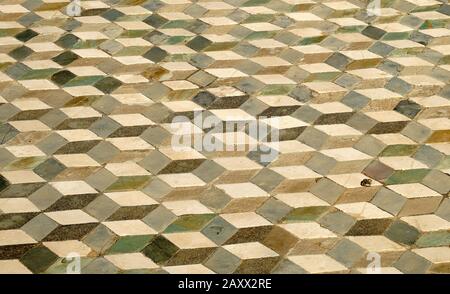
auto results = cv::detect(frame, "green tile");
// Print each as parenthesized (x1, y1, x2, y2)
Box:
(283, 206, 330, 222)
(380, 145, 418, 157)
(20, 246, 59, 273)
(142, 236, 178, 264)
(107, 235, 155, 254)
(385, 169, 430, 185)
(384, 220, 420, 245)
(64, 76, 104, 87)
(164, 214, 216, 233)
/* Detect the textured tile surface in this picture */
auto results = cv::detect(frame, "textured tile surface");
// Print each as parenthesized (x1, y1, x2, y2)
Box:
(0, 0, 449, 274)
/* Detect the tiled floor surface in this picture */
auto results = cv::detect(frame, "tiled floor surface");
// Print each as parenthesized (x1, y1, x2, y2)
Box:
(0, 0, 449, 274)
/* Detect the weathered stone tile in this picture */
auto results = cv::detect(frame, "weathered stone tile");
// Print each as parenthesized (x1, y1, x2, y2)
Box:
(1, 0, 448, 275)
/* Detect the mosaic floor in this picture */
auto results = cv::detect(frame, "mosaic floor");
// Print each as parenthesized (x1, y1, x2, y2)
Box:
(0, 0, 449, 274)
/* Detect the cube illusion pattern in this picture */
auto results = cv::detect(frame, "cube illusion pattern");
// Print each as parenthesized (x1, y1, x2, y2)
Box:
(0, 0, 449, 274)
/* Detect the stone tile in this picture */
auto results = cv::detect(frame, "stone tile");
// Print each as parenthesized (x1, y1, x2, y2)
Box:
(0, 0, 448, 275)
